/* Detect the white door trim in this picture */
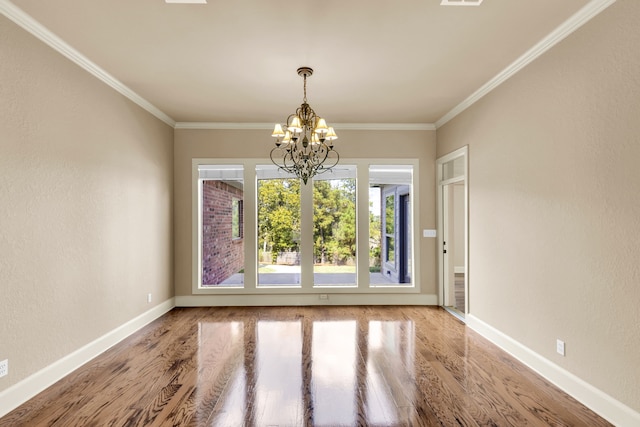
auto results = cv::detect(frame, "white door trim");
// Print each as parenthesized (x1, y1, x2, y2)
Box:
(436, 146, 469, 315)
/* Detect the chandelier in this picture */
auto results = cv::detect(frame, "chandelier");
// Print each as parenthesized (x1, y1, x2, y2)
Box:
(271, 67, 339, 184)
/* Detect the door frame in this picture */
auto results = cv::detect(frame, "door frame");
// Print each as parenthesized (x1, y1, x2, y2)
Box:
(436, 146, 469, 317)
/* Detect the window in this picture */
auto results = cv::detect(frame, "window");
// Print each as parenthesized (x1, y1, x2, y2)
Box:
(194, 160, 417, 292)
(313, 165, 357, 287)
(256, 165, 301, 287)
(198, 165, 244, 287)
(369, 165, 413, 285)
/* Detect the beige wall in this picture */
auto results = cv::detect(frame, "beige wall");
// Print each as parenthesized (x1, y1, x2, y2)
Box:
(174, 129, 437, 297)
(4, 0, 637, 415)
(0, 16, 174, 391)
(437, 0, 640, 412)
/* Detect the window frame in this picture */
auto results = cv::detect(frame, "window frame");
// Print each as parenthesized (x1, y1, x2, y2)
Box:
(191, 158, 420, 296)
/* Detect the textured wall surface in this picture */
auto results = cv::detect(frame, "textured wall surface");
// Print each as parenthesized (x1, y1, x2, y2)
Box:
(174, 129, 437, 297)
(0, 16, 174, 391)
(436, 0, 640, 412)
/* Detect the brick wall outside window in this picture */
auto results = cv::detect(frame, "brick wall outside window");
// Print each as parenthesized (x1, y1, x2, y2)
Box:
(202, 180, 244, 285)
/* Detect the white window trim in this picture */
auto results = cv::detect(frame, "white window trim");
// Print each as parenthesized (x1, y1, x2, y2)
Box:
(191, 158, 421, 296)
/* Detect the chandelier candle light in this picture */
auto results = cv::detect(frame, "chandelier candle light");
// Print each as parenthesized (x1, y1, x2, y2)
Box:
(271, 67, 339, 184)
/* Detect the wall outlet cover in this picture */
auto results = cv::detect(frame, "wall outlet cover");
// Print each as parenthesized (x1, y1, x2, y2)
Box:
(423, 229, 437, 238)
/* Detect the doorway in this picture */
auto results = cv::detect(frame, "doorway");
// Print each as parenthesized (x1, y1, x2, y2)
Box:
(437, 147, 468, 318)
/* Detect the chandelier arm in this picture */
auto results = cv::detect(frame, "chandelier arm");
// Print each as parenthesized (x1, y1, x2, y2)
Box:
(319, 149, 340, 172)
(271, 147, 289, 172)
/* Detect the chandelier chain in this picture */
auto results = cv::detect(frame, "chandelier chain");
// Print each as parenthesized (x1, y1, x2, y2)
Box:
(303, 74, 307, 104)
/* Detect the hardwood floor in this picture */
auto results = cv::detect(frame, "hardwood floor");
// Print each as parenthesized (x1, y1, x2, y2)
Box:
(0, 306, 611, 426)
(455, 273, 465, 313)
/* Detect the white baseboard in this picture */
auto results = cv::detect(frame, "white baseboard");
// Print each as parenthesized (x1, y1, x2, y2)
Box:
(0, 298, 175, 419)
(466, 314, 640, 427)
(176, 293, 438, 307)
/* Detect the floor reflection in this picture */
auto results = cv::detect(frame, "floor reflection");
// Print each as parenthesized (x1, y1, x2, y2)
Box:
(198, 315, 415, 427)
(256, 321, 304, 426)
(312, 321, 358, 426)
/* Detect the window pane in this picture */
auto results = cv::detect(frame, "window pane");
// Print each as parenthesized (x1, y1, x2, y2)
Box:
(369, 165, 413, 286)
(385, 194, 395, 264)
(199, 165, 244, 287)
(257, 165, 301, 287)
(443, 156, 464, 181)
(232, 198, 243, 239)
(386, 236, 395, 263)
(313, 166, 357, 287)
(385, 194, 395, 235)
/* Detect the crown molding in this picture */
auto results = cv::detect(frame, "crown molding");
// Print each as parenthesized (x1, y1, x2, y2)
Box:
(175, 122, 274, 130)
(0, 0, 176, 128)
(3, 0, 614, 132)
(435, 0, 616, 129)
(333, 123, 436, 131)
(175, 122, 436, 131)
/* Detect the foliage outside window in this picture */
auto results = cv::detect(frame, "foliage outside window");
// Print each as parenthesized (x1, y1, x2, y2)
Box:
(195, 161, 416, 291)
(313, 169, 357, 286)
(368, 190, 382, 273)
(313, 178, 356, 265)
(257, 178, 301, 262)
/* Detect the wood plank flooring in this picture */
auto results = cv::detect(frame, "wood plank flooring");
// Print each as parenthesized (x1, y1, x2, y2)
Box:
(0, 306, 611, 426)
(454, 273, 465, 313)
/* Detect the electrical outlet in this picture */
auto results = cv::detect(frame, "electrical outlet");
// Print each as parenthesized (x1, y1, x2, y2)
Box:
(556, 339, 565, 356)
(0, 359, 8, 378)
(147, 293, 152, 303)
(319, 294, 328, 300)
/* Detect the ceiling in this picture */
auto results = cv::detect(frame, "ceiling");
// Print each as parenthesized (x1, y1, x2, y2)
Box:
(4, 0, 600, 127)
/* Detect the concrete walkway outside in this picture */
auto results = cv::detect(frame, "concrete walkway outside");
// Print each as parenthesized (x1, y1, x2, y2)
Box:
(214, 264, 402, 287)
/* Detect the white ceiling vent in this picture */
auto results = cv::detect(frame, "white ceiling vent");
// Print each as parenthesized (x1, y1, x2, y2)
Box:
(440, 0, 483, 6)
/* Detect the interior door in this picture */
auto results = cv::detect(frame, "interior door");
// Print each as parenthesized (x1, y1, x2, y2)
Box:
(443, 183, 465, 313)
